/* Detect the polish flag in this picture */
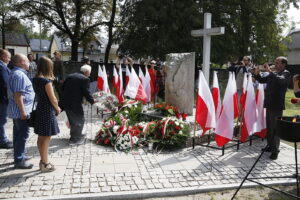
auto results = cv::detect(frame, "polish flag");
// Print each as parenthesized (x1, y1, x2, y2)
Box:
(232, 73, 239, 119)
(102, 66, 110, 93)
(196, 71, 216, 135)
(240, 73, 248, 110)
(240, 75, 257, 142)
(113, 66, 119, 89)
(212, 71, 221, 120)
(143, 67, 153, 102)
(124, 67, 147, 103)
(125, 65, 130, 86)
(118, 66, 124, 103)
(113, 66, 123, 102)
(255, 83, 267, 138)
(138, 66, 145, 83)
(97, 65, 104, 90)
(215, 73, 239, 146)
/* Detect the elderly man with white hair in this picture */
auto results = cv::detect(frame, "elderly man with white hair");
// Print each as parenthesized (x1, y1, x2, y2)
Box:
(60, 64, 95, 145)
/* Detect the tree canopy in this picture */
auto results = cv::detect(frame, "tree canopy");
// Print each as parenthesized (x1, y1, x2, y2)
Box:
(17, 0, 108, 61)
(117, 0, 300, 64)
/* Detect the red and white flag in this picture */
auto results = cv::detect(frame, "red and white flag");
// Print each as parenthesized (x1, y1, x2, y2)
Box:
(215, 73, 239, 146)
(113, 66, 123, 102)
(138, 66, 144, 83)
(102, 66, 110, 93)
(125, 65, 130, 87)
(240, 73, 248, 110)
(113, 66, 119, 89)
(145, 68, 154, 101)
(124, 67, 147, 103)
(196, 71, 216, 135)
(97, 65, 104, 91)
(240, 75, 257, 142)
(143, 67, 153, 102)
(212, 71, 221, 120)
(232, 73, 239, 119)
(118, 66, 124, 103)
(255, 83, 267, 138)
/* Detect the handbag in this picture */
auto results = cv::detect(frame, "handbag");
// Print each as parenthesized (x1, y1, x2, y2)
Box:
(27, 96, 37, 127)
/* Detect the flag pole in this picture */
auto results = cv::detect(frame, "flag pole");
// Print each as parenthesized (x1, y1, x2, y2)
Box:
(193, 116, 197, 149)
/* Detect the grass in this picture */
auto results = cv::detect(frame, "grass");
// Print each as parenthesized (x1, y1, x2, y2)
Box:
(284, 89, 300, 117)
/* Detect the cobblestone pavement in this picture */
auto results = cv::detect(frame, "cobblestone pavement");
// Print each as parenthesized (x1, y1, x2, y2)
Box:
(0, 105, 298, 199)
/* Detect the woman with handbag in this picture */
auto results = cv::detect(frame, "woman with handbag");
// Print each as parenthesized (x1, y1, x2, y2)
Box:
(33, 56, 61, 172)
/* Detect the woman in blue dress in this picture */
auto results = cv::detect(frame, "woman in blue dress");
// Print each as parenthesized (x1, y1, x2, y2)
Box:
(33, 56, 61, 172)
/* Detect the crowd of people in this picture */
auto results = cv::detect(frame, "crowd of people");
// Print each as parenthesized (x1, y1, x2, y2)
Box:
(228, 55, 300, 160)
(0, 49, 95, 171)
(115, 55, 166, 101)
(0, 48, 299, 173)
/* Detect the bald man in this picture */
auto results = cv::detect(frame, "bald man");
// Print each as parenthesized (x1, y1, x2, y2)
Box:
(7, 54, 35, 169)
(0, 49, 12, 149)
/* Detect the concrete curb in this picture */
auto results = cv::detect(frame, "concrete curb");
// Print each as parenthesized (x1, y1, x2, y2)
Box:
(12, 180, 296, 200)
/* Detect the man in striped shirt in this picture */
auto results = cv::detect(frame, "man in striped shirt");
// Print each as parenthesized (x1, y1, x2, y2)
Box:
(7, 54, 35, 169)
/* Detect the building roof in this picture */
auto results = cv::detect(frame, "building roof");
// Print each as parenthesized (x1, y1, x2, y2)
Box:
(29, 39, 51, 52)
(287, 28, 300, 50)
(52, 34, 107, 54)
(0, 32, 30, 47)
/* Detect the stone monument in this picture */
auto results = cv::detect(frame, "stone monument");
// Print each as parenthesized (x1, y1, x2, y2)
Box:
(164, 52, 195, 115)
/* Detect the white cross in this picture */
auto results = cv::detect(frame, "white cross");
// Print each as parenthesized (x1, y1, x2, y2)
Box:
(191, 13, 225, 83)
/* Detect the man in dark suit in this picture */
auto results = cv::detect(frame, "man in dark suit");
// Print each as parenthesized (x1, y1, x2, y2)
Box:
(0, 49, 13, 149)
(60, 65, 95, 145)
(254, 56, 290, 160)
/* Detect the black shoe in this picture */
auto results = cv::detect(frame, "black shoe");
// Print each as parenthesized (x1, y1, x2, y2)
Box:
(69, 138, 86, 146)
(261, 147, 272, 152)
(270, 152, 278, 160)
(0, 141, 13, 149)
(14, 161, 34, 169)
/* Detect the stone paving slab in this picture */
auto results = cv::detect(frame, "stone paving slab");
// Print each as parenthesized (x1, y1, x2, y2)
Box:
(0, 105, 299, 199)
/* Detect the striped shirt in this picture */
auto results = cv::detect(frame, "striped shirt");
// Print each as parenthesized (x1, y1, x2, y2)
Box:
(7, 67, 35, 119)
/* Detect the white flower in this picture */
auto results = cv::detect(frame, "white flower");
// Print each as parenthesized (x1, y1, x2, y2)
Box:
(179, 131, 183, 135)
(132, 136, 139, 144)
(113, 125, 120, 133)
(175, 121, 179, 126)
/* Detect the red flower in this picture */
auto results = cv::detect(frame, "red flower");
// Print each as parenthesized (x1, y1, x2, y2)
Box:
(291, 98, 299, 104)
(175, 126, 181, 130)
(175, 112, 181, 119)
(104, 138, 110, 145)
(182, 113, 187, 121)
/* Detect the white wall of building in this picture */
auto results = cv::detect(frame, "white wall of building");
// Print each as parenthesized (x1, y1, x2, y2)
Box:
(6, 45, 30, 56)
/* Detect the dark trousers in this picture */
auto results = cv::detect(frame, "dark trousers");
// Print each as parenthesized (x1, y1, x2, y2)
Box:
(13, 119, 29, 163)
(65, 110, 85, 142)
(0, 103, 9, 144)
(266, 109, 283, 153)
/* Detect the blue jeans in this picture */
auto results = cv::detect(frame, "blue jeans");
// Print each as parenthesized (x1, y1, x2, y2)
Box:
(12, 119, 30, 163)
(0, 103, 9, 145)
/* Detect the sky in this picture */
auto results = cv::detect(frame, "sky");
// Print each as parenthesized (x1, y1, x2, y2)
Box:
(283, 3, 300, 35)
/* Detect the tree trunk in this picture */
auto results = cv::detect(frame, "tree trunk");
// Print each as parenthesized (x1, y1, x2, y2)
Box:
(104, 0, 117, 65)
(2, 17, 5, 49)
(71, 38, 79, 61)
(240, 1, 251, 55)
